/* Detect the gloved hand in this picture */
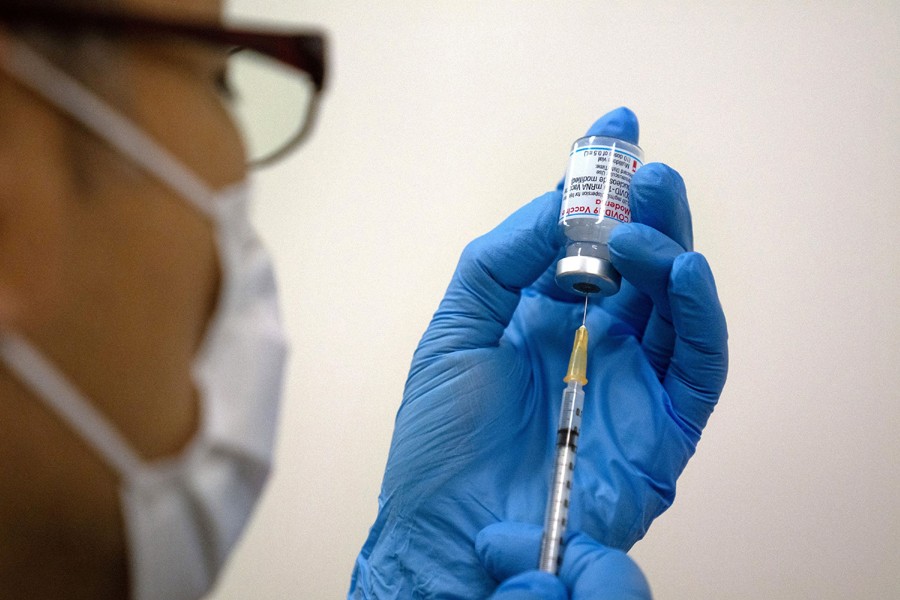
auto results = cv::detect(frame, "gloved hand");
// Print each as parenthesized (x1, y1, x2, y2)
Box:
(477, 522, 652, 600)
(348, 107, 728, 599)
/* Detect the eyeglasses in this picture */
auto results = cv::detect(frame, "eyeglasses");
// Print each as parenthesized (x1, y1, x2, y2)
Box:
(0, 5, 327, 167)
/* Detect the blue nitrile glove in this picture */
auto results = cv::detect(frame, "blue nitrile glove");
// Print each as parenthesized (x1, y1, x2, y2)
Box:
(477, 522, 652, 600)
(348, 107, 728, 599)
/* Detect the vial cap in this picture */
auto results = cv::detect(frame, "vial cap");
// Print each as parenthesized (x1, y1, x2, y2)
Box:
(555, 255, 621, 296)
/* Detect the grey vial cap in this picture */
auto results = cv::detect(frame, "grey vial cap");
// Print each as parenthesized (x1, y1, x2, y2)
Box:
(555, 255, 621, 296)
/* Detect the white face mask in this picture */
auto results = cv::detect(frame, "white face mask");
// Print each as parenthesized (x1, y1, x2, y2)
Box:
(0, 41, 289, 600)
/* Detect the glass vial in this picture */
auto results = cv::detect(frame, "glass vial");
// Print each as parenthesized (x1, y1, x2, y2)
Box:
(555, 135, 644, 296)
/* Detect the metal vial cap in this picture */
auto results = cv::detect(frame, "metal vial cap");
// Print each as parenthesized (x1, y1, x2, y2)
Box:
(555, 255, 621, 296)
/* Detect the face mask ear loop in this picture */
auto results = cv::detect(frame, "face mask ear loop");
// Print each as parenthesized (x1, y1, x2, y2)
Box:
(0, 39, 218, 218)
(0, 332, 143, 479)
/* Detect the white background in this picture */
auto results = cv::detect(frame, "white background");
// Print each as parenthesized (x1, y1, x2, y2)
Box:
(212, 1, 899, 598)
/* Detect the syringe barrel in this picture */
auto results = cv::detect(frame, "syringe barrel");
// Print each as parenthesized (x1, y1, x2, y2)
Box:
(539, 380, 585, 574)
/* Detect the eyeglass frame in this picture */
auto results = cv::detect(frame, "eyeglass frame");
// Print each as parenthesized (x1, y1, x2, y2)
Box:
(0, 4, 327, 166)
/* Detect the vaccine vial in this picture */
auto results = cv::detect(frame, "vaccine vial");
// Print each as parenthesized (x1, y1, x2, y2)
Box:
(556, 135, 644, 296)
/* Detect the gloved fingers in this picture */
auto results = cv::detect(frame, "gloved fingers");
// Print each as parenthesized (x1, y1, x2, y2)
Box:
(476, 522, 652, 600)
(556, 107, 640, 190)
(601, 163, 693, 333)
(608, 222, 684, 323)
(639, 306, 677, 381)
(414, 191, 562, 359)
(476, 521, 543, 582)
(487, 572, 568, 600)
(584, 107, 641, 144)
(475, 522, 568, 600)
(629, 163, 693, 252)
(663, 252, 728, 439)
(606, 224, 681, 379)
(560, 532, 653, 599)
(609, 226, 728, 439)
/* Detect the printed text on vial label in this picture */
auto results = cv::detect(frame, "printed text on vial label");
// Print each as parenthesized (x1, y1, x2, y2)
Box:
(559, 148, 641, 223)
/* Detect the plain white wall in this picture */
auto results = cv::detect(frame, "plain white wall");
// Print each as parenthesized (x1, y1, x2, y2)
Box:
(211, 2, 900, 598)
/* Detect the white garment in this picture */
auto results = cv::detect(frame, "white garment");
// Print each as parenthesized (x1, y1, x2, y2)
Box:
(0, 42, 288, 600)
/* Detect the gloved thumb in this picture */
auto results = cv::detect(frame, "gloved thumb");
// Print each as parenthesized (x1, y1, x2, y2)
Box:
(561, 532, 653, 599)
(476, 521, 543, 581)
(488, 571, 568, 600)
(478, 522, 568, 599)
(477, 522, 653, 600)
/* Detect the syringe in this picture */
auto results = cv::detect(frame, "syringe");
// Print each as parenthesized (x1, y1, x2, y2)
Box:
(538, 321, 589, 574)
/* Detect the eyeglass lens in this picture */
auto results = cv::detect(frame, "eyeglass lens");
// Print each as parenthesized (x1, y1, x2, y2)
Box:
(224, 48, 317, 165)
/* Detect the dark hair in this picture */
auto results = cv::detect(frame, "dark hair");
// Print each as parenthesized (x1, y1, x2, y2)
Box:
(7, 0, 123, 87)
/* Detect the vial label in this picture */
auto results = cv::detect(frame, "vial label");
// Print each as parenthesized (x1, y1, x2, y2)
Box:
(559, 145, 643, 224)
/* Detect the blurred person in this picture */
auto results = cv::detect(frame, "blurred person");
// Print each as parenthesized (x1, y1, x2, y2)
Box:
(0, 1, 323, 598)
(0, 1, 727, 599)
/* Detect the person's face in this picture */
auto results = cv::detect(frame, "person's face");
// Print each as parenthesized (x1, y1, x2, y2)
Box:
(0, 0, 244, 333)
(0, 4, 318, 595)
(113, 0, 247, 188)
